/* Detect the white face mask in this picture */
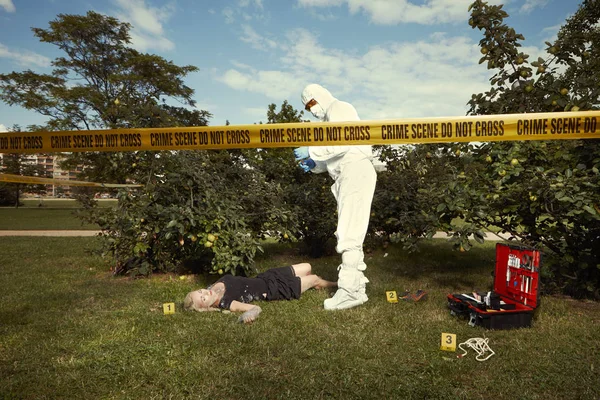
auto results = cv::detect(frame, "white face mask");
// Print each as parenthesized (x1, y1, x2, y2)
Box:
(310, 103, 326, 121)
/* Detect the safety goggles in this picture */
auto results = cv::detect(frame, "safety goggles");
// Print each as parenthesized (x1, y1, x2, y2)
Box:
(304, 98, 318, 111)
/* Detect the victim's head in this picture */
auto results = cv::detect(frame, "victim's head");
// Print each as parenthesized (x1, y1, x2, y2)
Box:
(184, 288, 215, 312)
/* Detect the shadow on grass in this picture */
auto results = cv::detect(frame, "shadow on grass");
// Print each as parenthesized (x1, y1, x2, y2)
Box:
(371, 240, 498, 292)
(252, 239, 499, 293)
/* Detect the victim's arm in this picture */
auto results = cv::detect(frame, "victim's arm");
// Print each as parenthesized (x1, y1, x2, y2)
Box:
(229, 300, 262, 324)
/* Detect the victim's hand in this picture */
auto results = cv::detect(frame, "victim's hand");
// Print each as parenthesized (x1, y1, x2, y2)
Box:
(238, 306, 262, 324)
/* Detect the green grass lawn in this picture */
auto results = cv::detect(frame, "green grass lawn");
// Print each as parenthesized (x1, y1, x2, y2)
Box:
(19, 198, 117, 208)
(0, 199, 116, 230)
(0, 208, 98, 230)
(1, 237, 598, 399)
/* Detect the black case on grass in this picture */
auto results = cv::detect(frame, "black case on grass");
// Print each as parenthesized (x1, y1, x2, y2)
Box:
(447, 243, 541, 330)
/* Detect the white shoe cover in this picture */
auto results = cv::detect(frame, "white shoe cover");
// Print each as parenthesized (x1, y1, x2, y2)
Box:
(324, 289, 368, 310)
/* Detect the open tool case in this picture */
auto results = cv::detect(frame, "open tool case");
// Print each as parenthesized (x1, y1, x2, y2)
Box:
(447, 243, 541, 330)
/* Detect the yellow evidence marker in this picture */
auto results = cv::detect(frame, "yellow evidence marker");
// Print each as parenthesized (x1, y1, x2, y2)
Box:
(440, 332, 457, 352)
(163, 302, 176, 315)
(386, 291, 398, 303)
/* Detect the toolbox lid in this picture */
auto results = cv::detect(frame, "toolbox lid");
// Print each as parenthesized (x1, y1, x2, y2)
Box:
(493, 243, 541, 309)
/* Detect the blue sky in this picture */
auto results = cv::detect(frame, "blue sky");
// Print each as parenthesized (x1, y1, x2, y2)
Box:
(0, 0, 582, 132)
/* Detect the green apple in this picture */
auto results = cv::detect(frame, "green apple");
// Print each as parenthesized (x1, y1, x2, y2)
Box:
(510, 158, 519, 166)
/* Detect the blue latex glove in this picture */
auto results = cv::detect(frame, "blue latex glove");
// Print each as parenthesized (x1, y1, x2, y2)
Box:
(293, 147, 310, 160)
(299, 158, 316, 173)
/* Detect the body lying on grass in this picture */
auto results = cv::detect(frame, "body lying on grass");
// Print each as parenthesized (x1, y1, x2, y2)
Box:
(184, 263, 337, 324)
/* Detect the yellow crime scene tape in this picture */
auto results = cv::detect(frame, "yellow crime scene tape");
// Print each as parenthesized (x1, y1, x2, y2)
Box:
(0, 173, 142, 187)
(0, 111, 599, 155)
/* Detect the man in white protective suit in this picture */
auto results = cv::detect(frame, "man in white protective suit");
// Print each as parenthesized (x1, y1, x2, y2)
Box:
(294, 83, 377, 310)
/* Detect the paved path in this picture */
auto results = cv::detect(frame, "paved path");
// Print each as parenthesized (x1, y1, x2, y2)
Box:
(0, 230, 511, 240)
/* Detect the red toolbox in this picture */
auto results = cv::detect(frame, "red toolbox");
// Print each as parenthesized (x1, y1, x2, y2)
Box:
(447, 243, 541, 330)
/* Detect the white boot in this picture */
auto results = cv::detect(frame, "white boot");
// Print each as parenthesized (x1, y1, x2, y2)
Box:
(357, 271, 369, 297)
(323, 267, 368, 310)
(324, 289, 367, 310)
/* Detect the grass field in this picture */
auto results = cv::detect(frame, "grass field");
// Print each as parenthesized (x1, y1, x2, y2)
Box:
(0, 199, 115, 230)
(0, 237, 598, 399)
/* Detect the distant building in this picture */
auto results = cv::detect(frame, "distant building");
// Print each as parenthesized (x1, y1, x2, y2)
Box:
(0, 153, 83, 197)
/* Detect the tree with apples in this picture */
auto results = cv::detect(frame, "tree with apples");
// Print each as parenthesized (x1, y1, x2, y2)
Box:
(243, 101, 338, 258)
(461, 0, 600, 298)
(370, 0, 600, 298)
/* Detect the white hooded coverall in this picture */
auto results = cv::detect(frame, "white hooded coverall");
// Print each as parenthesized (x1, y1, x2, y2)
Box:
(301, 84, 377, 309)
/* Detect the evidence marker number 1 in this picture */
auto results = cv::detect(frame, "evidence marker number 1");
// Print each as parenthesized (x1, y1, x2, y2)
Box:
(163, 302, 175, 315)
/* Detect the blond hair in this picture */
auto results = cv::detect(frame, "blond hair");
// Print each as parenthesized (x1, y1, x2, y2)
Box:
(183, 290, 220, 313)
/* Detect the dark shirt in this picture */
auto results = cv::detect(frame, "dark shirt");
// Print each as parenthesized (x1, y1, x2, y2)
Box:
(214, 275, 267, 310)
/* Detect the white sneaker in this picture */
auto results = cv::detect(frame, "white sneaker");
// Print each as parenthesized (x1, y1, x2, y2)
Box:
(323, 289, 368, 310)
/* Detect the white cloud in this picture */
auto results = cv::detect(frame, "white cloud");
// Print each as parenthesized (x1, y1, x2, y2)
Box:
(242, 107, 269, 120)
(0, 43, 51, 68)
(230, 61, 254, 70)
(297, 0, 509, 25)
(112, 0, 175, 51)
(240, 25, 278, 51)
(218, 28, 494, 120)
(520, 0, 550, 14)
(297, 0, 474, 25)
(298, 0, 344, 6)
(219, 69, 298, 99)
(128, 31, 174, 52)
(0, 0, 15, 13)
(223, 0, 267, 24)
(223, 7, 235, 24)
(0, 124, 7, 132)
(195, 100, 218, 113)
(239, 0, 264, 8)
(541, 23, 561, 44)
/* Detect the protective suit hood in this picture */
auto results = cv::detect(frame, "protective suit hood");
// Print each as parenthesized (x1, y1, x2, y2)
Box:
(301, 84, 336, 112)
